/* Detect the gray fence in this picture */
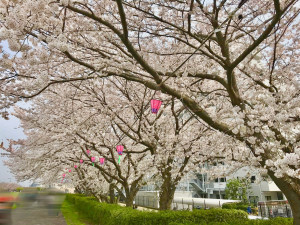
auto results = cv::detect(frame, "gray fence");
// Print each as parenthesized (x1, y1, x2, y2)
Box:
(134, 195, 158, 208)
(258, 201, 292, 218)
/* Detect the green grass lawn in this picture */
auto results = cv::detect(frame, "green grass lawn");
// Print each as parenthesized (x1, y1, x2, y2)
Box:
(61, 200, 92, 225)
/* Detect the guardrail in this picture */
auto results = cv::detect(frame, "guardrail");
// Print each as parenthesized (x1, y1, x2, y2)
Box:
(129, 195, 240, 211)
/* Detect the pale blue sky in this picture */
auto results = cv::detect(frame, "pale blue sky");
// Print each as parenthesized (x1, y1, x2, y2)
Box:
(0, 41, 30, 186)
(0, 108, 26, 184)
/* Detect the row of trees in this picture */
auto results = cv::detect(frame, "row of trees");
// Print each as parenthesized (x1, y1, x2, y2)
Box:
(0, 0, 299, 223)
(0, 182, 22, 192)
(4, 78, 243, 209)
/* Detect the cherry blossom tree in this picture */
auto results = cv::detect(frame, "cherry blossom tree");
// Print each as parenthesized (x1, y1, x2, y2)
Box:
(7, 78, 213, 209)
(2, 80, 153, 207)
(0, 0, 299, 221)
(73, 79, 211, 210)
(0, 182, 20, 192)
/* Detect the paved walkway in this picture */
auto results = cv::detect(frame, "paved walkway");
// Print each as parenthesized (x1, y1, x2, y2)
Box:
(248, 215, 269, 220)
(11, 202, 67, 225)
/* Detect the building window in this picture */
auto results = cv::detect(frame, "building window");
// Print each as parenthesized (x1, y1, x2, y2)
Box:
(277, 192, 283, 200)
(215, 178, 226, 182)
(251, 176, 256, 183)
(201, 194, 207, 198)
(265, 196, 271, 201)
(220, 177, 226, 182)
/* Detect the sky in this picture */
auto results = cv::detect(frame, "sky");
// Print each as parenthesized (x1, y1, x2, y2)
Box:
(0, 41, 31, 187)
(0, 106, 29, 186)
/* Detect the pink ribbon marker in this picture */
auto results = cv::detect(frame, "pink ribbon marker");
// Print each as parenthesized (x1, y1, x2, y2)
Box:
(91, 157, 95, 166)
(99, 158, 105, 165)
(116, 145, 124, 164)
(150, 99, 162, 114)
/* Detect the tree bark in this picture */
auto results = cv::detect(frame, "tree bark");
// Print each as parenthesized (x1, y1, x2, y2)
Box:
(124, 186, 139, 207)
(98, 194, 109, 203)
(74, 186, 83, 194)
(109, 184, 115, 204)
(124, 193, 134, 207)
(159, 172, 177, 210)
(268, 172, 300, 225)
(115, 187, 125, 203)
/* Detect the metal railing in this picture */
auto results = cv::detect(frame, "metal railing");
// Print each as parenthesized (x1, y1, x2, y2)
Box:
(258, 201, 293, 218)
(189, 179, 205, 192)
(134, 195, 158, 208)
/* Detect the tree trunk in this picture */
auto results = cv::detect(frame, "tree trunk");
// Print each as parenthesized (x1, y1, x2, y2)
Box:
(268, 172, 300, 225)
(74, 186, 82, 194)
(124, 192, 135, 207)
(124, 186, 139, 207)
(116, 187, 125, 203)
(159, 173, 176, 210)
(99, 194, 109, 203)
(109, 184, 115, 204)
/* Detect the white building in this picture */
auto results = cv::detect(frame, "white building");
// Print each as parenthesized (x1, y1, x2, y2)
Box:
(183, 164, 286, 203)
(138, 164, 285, 206)
(188, 166, 285, 204)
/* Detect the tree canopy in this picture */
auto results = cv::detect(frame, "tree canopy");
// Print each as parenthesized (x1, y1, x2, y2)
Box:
(0, 0, 299, 221)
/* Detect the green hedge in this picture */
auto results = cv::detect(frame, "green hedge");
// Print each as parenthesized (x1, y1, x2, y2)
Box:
(169, 217, 293, 225)
(247, 217, 293, 225)
(222, 202, 258, 215)
(66, 194, 247, 225)
(167, 217, 293, 225)
(222, 202, 249, 211)
(65, 194, 292, 225)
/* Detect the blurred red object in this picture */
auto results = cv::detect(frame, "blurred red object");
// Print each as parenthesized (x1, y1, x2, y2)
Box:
(0, 195, 15, 225)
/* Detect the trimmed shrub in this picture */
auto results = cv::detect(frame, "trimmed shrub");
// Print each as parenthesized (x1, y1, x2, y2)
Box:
(245, 217, 293, 225)
(222, 202, 249, 211)
(65, 195, 293, 225)
(222, 202, 258, 215)
(65, 194, 247, 225)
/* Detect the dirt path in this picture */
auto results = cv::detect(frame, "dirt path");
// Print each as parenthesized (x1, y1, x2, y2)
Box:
(11, 202, 67, 225)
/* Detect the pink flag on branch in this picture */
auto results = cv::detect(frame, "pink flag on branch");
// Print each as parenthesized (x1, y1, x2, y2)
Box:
(62, 174, 66, 178)
(80, 159, 83, 164)
(87, 149, 91, 155)
(116, 145, 124, 155)
(91, 157, 96, 167)
(74, 165, 78, 168)
(150, 99, 162, 114)
(116, 145, 124, 164)
(99, 158, 105, 165)
(68, 169, 71, 172)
